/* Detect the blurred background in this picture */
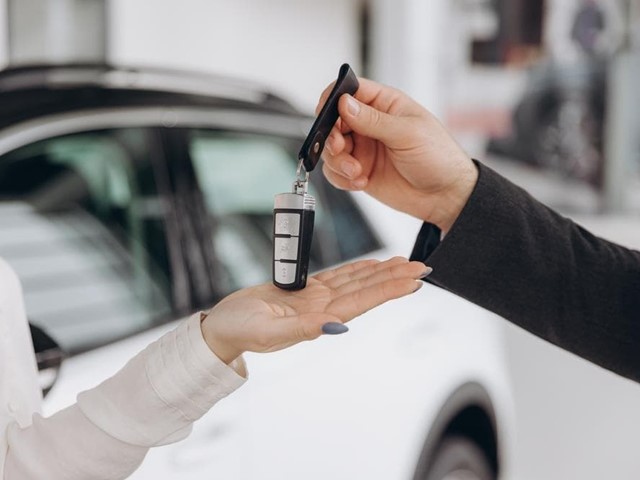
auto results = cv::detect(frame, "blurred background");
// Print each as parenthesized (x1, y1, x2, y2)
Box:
(1, 1, 640, 479)
(3, 0, 639, 212)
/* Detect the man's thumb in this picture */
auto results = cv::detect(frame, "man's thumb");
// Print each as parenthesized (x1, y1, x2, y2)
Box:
(338, 94, 405, 145)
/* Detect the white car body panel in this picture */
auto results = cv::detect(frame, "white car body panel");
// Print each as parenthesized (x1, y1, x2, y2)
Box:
(40, 201, 515, 479)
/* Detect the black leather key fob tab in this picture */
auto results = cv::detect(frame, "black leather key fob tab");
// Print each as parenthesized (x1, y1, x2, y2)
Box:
(298, 63, 359, 172)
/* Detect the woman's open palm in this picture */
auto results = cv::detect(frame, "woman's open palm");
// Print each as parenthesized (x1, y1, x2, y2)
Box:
(201, 257, 428, 363)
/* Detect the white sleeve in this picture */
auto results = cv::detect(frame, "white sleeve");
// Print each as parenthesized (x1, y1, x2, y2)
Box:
(4, 313, 247, 480)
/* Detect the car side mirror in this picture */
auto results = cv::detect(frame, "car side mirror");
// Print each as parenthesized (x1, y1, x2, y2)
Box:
(29, 323, 66, 398)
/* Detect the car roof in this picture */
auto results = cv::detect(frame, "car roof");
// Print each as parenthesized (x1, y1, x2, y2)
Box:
(0, 63, 303, 130)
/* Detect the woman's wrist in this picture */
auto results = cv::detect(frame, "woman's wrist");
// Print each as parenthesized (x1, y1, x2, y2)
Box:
(200, 311, 243, 365)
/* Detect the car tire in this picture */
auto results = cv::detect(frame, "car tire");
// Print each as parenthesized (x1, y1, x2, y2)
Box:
(423, 436, 495, 480)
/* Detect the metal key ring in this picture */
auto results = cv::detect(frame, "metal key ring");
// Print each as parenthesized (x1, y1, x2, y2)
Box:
(294, 159, 310, 194)
(296, 158, 310, 182)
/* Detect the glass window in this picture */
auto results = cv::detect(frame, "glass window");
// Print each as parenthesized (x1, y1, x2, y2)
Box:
(0, 129, 173, 354)
(188, 129, 380, 293)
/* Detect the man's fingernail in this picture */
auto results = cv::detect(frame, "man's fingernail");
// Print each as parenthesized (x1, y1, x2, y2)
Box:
(419, 267, 433, 279)
(341, 161, 355, 178)
(325, 141, 334, 155)
(322, 322, 349, 335)
(413, 281, 424, 293)
(353, 177, 367, 189)
(346, 95, 360, 116)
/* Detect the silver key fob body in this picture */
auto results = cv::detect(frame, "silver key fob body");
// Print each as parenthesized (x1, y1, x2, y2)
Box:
(273, 188, 315, 290)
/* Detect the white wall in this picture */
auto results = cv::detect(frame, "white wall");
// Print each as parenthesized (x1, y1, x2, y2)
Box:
(109, 0, 361, 112)
(7, 0, 106, 65)
(370, 0, 449, 117)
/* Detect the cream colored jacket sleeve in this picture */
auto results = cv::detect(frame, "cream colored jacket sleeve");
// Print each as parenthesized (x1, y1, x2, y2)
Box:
(3, 310, 247, 480)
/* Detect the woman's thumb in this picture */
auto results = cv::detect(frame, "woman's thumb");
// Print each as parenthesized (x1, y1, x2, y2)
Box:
(338, 94, 405, 145)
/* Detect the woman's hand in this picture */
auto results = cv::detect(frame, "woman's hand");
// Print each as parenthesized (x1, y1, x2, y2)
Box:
(318, 78, 478, 233)
(201, 257, 430, 363)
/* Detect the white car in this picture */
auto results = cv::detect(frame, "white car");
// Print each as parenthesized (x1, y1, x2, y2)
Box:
(0, 64, 638, 480)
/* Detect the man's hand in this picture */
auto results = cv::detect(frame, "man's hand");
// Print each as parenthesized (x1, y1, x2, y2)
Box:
(201, 257, 429, 363)
(318, 78, 478, 233)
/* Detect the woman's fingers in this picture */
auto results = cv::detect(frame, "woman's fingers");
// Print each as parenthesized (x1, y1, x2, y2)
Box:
(323, 256, 408, 289)
(209, 256, 429, 358)
(314, 257, 425, 290)
(313, 257, 408, 288)
(323, 257, 428, 321)
(255, 313, 338, 351)
(313, 258, 379, 283)
(327, 276, 423, 322)
(336, 261, 429, 295)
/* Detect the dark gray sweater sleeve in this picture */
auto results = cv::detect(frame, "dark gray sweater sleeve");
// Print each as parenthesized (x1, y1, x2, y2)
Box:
(410, 161, 640, 382)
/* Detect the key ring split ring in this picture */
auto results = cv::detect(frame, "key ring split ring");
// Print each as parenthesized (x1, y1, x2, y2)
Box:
(294, 159, 310, 194)
(296, 158, 310, 183)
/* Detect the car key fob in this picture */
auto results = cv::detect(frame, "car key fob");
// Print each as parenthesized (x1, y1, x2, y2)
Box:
(273, 63, 358, 290)
(273, 182, 315, 290)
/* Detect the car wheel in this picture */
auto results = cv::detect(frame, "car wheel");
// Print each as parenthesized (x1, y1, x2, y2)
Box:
(423, 436, 495, 480)
(535, 91, 604, 187)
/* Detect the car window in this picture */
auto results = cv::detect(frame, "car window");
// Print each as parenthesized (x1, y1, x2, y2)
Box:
(0, 129, 173, 354)
(188, 129, 380, 292)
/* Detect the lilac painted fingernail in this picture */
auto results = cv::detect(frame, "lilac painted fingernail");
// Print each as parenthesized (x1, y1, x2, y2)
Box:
(322, 322, 349, 335)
